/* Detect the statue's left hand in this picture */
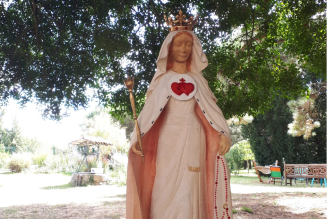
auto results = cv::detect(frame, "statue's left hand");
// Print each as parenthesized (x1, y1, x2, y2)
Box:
(218, 135, 231, 155)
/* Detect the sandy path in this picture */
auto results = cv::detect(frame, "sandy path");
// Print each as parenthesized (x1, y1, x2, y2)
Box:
(0, 173, 326, 218)
(0, 174, 126, 207)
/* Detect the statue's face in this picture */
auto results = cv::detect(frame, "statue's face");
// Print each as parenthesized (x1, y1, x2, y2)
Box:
(171, 34, 193, 63)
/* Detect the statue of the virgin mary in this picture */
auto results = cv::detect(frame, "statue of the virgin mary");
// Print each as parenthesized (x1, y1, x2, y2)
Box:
(126, 11, 233, 219)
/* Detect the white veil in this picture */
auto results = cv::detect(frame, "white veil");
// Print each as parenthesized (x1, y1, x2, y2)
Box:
(147, 30, 208, 98)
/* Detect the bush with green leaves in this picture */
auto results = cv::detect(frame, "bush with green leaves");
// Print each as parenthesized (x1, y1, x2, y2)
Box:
(7, 152, 32, 172)
(0, 151, 10, 168)
(0, 144, 10, 168)
(225, 140, 254, 174)
(32, 151, 48, 166)
(108, 165, 127, 186)
(40, 151, 81, 174)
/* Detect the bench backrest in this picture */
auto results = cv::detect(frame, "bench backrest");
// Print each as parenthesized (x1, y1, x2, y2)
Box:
(285, 164, 327, 179)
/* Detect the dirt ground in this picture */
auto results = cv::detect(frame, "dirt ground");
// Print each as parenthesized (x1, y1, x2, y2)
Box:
(0, 173, 326, 219)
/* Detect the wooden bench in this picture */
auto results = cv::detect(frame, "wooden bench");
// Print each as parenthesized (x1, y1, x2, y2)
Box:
(284, 163, 327, 186)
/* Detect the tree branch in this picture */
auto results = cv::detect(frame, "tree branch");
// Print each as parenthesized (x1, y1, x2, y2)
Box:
(29, 0, 39, 48)
(149, 0, 162, 25)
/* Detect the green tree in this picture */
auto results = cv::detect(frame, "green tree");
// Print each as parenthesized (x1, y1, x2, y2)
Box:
(0, 109, 11, 148)
(19, 136, 42, 153)
(0, 113, 42, 153)
(0, 0, 325, 120)
(80, 107, 129, 154)
(7, 117, 23, 150)
(226, 139, 254, 174)
(242, 90, 326, 167)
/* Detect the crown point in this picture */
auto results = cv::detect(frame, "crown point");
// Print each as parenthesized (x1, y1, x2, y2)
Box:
(164, 10, 198, 33)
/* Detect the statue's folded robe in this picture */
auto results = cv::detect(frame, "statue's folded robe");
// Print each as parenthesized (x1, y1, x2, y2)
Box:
(126, 71, 233, 219)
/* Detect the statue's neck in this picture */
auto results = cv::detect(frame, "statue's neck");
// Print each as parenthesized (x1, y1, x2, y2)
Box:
(171, 62, 188, 74)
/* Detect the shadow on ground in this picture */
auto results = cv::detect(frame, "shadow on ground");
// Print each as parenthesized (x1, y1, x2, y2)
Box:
(232, 192, 326, 219)
(0, 192, 326, 219)
(0, 200, 125, 219)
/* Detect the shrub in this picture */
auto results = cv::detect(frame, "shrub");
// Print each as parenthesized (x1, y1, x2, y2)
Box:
(7, 153, 32, 172)
(225, 150, 234, 172)
(32, 152, 48, 166)
(107, 153, 128, 186)
(225, 140, 254, 174)
(0, 151, 10, 168)
(41, 152, 81, 174)
(109, 165, 127, 186)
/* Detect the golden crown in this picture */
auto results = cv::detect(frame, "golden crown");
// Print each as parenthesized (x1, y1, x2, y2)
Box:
(164, 10, 199, 32)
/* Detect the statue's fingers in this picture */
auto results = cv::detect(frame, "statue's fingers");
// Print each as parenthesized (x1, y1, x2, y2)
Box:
(218, 145, 225, 155)
(223, 146, 230, 155)
(221, 144, 229, 155)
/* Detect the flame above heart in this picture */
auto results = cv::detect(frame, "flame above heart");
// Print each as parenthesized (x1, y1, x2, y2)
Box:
(171, 78, 195, 96)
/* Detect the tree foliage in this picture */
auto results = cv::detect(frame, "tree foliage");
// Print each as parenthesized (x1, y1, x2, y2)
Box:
(0, 112, 42, 153)
(225, 139, 254, 174)
(0, 0, 325, 120)
(242, 89, 326, 166)
(286, 73, 326, 139)
(80, 107, 130, 153)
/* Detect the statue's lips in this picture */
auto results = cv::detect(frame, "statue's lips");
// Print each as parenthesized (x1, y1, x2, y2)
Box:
(171, 79, 195, 96)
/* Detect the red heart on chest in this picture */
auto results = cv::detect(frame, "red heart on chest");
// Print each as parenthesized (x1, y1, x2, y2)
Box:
(171, 78, 195, 96)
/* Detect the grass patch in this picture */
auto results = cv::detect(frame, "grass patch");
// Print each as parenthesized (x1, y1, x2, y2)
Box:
(232, 169, 257, 175)
(41, 183, 73, 190)
(0, 171, 15, 175)
(54, 204, 67, 208)
(230, 175, 268, 185)
(101, 194, 126, 199)
(230, 175, 326, 188)
(104, 201, 111, 206)
(241, 206, 253, 213)
(3, 208, 17, 215)
(232, 209, 238, 214)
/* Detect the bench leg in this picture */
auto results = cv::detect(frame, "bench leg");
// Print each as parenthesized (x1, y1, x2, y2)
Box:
(324, 179, 326, 187)
(285, 177, 287, 186)
(311, 178, 314, 187)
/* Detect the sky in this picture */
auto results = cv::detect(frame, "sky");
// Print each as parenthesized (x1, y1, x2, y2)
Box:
(1, 99, 99, 149)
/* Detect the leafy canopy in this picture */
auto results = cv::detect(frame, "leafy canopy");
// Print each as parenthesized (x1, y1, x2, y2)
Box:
(0, 0, 325, 120)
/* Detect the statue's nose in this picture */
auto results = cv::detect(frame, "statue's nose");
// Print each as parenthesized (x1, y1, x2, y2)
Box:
(181, 44, 187, 52)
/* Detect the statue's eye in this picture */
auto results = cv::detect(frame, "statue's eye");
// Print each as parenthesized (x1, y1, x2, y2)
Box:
(174, 42, 182, 47)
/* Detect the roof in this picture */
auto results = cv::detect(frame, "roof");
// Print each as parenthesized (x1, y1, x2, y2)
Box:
(69, 136, 112, 147)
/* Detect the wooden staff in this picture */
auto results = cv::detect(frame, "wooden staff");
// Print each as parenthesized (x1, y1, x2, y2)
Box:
(124, 76, 145, 163)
